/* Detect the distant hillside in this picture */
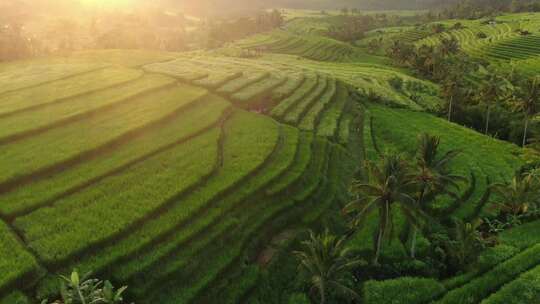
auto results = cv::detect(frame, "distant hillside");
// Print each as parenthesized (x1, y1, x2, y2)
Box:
(4, 0, 533, 16)
(158, 0, 455, 14)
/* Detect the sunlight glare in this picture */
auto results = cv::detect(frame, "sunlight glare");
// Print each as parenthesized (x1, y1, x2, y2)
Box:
(79, 0, 134, 9)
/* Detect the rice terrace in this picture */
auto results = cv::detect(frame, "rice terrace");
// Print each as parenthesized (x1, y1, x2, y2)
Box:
(1, 0, 540, 303)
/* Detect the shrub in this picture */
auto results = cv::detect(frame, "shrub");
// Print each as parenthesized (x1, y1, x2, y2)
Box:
(363, 277, 446, 304)
(0, 292, 30, 304)
(432, 24, 446, 33)
(388, 76, 404, 91)
(41, 270, 129, 304)
(437, 244, 540, 304)
(476, 245, 519, 271)
(452, 22, 464, 30)
(390, 259, 439, 278)
(287, 293, 311, 304)
(476, 32, 488, 39)
(499, 219, 540, 249)
(481, 264, 540, 304)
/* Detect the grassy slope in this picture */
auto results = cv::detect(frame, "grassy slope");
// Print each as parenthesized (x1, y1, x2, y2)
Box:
(1, 12, 537, 301)
(16, 127, 221, 264)
(0, 84, 207, 186)
(0, 95, 230, 218)
(357, 102, 538, 303)
(0, 220, 41, 294)
(366, 103, 526, 218)
(0, 74, 174, 141)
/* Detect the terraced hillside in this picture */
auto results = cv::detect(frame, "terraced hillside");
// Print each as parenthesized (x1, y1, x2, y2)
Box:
(344, 101, 527, 257)
(356, 13, 540, 76)
(412, 13, 540, 74)
(355, 103, 539, 304)
(236, 11, 537, 304)
(365, 103, 525, 217)
(357, 26, 433, 53)
(231, 20, 443, 111)
(0, 50, 364, 303)
(236, 30, 369, 62)
(2, 10, 539, 304)
(360, 221, 540, 304)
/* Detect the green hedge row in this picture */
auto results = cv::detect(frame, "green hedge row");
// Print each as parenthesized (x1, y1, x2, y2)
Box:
(363, 277, 446, 304)
(436, 244, 540, 304)
(480, 264, 540, 304)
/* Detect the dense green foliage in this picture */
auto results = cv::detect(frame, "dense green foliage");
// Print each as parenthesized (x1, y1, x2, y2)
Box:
(1, 5, 540, 304)
(363, 277, 446, 304)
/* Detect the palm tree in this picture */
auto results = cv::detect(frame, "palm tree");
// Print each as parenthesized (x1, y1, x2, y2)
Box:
(492, 173, 539, 216)
(441, 73, 461, 122)
(344, 153, 418, 264)
(414, 44, 437, 76)
(388, 41, 415, 65)
(511, 76, 540, 147)
(294, 230, 363, 304)
(409, 133, 464, 258)
(477, 73, 510, 135)
(445, 218, 485, 269)
(527, 168, 540, 184)
(414, 134, 463, 198)
(387, 40, 405, 63)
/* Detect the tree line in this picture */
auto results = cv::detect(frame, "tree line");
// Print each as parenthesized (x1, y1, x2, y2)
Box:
(0, 3, 284, 62)
(436, 0, 540, 20)
(204, 10, 284, 49)
(383, 35, 540, 148)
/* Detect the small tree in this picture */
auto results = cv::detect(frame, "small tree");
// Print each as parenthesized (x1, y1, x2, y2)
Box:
(444, 218, 485, 270)
(492, 173, 540, 217)
(431, 23, 445, 34)
(409, 133, 463, 258)
(294, 230, 363, 304)
(441, 72, 462, 122)
(477, 73, 511, 135)
(511, 76, 540, 147)
(344, 153, 419, 264)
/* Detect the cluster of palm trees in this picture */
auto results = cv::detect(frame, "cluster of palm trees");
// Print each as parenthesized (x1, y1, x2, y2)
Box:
(294, 133, 465, 303)
(387, 37, 461, 78)
(449, 69, 540, 147)
(388, 33, 540, 148)
(344, 133, 463, 264)
(294, 132, 540, 303)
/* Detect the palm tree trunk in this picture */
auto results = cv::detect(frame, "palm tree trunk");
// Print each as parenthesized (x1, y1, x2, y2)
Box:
(485, 105, 491, 135)
(374, 203, 388, 265)
(448, 95, 453, 122)
(410, 186, 426, 258)
(523, 116, 529, 147)
(320, 283, 326, 304)
(411, 228, 417, 259)
(374, 225, 383, 265)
